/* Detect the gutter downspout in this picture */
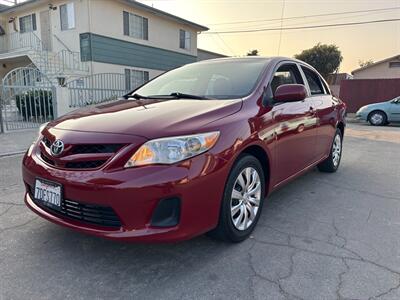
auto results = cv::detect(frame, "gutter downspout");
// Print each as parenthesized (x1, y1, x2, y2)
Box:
(87, 0, 93, 76)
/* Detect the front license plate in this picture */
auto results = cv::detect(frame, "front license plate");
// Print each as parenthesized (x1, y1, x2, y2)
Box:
(34, 178, 62, 210)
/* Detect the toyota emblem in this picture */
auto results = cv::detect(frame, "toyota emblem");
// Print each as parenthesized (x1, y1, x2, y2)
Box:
(50, 139, 64, 156)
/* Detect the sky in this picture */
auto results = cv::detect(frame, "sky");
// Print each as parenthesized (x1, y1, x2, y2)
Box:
(136, 0, 400, 73)
(2, 0, 399, 73)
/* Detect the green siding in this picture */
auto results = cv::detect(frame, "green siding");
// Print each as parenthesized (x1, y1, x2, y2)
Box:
(80, 33, 197, 71)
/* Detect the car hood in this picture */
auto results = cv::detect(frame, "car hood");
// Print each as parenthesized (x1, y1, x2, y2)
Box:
(359, 101, 390, 111)
(50, 98, 242, 139)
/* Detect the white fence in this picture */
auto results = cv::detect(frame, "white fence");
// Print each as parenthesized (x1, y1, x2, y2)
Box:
(66, 73, 129, 108)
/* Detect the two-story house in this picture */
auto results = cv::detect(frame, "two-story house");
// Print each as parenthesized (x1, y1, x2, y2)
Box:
(0, 0, 208, 88)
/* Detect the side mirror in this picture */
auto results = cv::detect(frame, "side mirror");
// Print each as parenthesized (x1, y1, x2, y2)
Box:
(274, 84, 307, 103)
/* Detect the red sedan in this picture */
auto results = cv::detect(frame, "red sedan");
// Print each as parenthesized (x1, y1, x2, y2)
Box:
(22, 57, 346, 242)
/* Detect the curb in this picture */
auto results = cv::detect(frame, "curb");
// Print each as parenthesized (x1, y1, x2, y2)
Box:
(345, 118, 363, 124)
(0, 150, 26, 158)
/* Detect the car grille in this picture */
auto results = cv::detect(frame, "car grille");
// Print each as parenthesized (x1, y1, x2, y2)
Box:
(41, 152, 56, 166)
(43, 136, 52, 148)
(28, 185, 122, 228)
(40, 136, 125, 170)
(65, 161, 106, 169)
(71, 144, 123, 154)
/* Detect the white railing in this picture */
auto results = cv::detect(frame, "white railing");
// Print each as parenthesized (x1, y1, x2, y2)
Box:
(0, 32, 89, 75)
(67, 73, 129, 108)
(54, 50, 89, 73)
(28, 50, 88, 76)
(0, 31, 42, 54)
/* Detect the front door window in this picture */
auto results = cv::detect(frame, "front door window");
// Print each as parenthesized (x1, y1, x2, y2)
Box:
(19, 14, 36, 33)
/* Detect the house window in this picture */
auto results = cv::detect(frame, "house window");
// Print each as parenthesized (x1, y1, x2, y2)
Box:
(80, 33, 92, 62)
(60, 3, 76, 31)
(389, 62, 400, 68)
(19, 14, 36, 33)
(125, 69, 150, 90)
(123, 12, 148, 40)
(179, 29, 191, 50)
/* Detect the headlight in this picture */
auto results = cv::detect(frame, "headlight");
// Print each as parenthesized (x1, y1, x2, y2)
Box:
(125, 132, 220, 168)
(34, 122, 49, 143)
(358, 106, 367, 112)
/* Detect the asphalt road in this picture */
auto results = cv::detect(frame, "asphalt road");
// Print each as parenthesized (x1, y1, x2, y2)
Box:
(1, 123, 399, 300)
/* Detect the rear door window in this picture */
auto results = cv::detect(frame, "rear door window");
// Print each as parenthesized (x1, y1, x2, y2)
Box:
(301, 67, 325, 95)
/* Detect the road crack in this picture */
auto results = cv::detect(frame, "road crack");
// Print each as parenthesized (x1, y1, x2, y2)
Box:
(0, 216, 39, 234)
(248, 242, 304, 300)
(0, 205, 13, 218)
(316, 179, 400, 202)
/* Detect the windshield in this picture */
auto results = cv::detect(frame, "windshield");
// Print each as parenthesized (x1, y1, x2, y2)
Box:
(132, 59, 270, 100)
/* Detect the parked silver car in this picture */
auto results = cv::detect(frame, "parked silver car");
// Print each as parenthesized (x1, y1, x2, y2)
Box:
(356, 97, 400, 126)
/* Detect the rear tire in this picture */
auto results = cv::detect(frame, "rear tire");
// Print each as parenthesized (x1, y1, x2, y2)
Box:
(318, 129, 343, 173)
(208, 154, 265, 242)
(368, 111, 387, 126)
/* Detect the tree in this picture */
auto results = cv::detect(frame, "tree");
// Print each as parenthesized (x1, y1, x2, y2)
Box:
(294, 43, 343, 78)
(247, 49, 259, 56)
(358, 59, 374, 68)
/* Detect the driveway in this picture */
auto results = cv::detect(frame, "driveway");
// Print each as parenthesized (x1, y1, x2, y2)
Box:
(1, 123, 399, 300)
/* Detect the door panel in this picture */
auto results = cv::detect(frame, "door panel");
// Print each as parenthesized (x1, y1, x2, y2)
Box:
(389, 100, 400, 121)
(272, 98, 317, 185)
(40, 10, 52, 51)
(299, 66, 333, 162)
(313, 95, 337, 159)
(266, 62, 318, 186)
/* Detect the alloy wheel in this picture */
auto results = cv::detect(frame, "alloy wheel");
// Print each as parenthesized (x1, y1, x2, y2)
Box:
(230, 167, 261, 231)
(332, 134, 342, 167)
(370, 113, 384, 125)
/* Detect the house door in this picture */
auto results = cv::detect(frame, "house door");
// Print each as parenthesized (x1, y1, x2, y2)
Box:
(389, 97, 400, 121)
(40, 10, 52, 51)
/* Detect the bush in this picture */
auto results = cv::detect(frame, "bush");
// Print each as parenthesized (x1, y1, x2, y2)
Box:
(15, 90, 54, 121)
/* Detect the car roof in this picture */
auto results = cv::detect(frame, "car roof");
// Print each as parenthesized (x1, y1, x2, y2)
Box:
(196, 56, 311, 67)
(195, 56, 319, 75)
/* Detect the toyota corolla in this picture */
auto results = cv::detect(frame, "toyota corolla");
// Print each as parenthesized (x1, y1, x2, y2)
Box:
(22, 57, 346, 242)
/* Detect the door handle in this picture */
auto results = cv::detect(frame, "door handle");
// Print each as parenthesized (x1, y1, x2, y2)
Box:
(309, 106, 315, 113)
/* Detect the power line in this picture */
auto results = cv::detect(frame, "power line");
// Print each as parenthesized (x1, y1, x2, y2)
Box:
(216, 33, 236, 56)
(204, 18, 400, 35)
(212, 9, 393, 32)
(208, 6, 400, 26)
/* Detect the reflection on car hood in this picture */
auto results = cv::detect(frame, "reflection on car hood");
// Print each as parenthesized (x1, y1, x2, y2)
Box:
(50, 99, 242, 139)
(361, 101, 391, 111)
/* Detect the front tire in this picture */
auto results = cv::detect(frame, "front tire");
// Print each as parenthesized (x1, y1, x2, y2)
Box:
(209, 155, 265, 242)
(368, 111, 387, 126)
(318, 129, 343, 173)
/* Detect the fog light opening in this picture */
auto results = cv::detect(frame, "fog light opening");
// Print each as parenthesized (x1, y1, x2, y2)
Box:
(151, 197, 181, 228)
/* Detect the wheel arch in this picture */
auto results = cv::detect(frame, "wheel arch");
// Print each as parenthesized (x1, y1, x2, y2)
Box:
(239, 144, 271, 195)
(337, 121, 345, 137)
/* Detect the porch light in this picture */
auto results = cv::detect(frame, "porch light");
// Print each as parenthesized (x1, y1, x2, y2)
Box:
(57, 76, 67, 87)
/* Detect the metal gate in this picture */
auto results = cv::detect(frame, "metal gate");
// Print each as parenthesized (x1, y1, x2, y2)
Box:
(1, 67, 56, 132)
(67, 73, 129, 108)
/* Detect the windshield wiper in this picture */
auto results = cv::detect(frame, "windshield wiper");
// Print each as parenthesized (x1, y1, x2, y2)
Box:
(169, 92, 209, 100)
(130, 93, 167, 100)
(130, 93, 209, 100)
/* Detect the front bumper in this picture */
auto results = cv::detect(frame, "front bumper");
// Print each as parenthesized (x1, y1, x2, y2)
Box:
(355, 110, 367, 120)
(22, 142, 230, 242)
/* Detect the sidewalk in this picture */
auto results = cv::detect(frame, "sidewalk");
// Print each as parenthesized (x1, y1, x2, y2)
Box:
(345, 113, 361, 124)
(0, 129, 37, 157)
